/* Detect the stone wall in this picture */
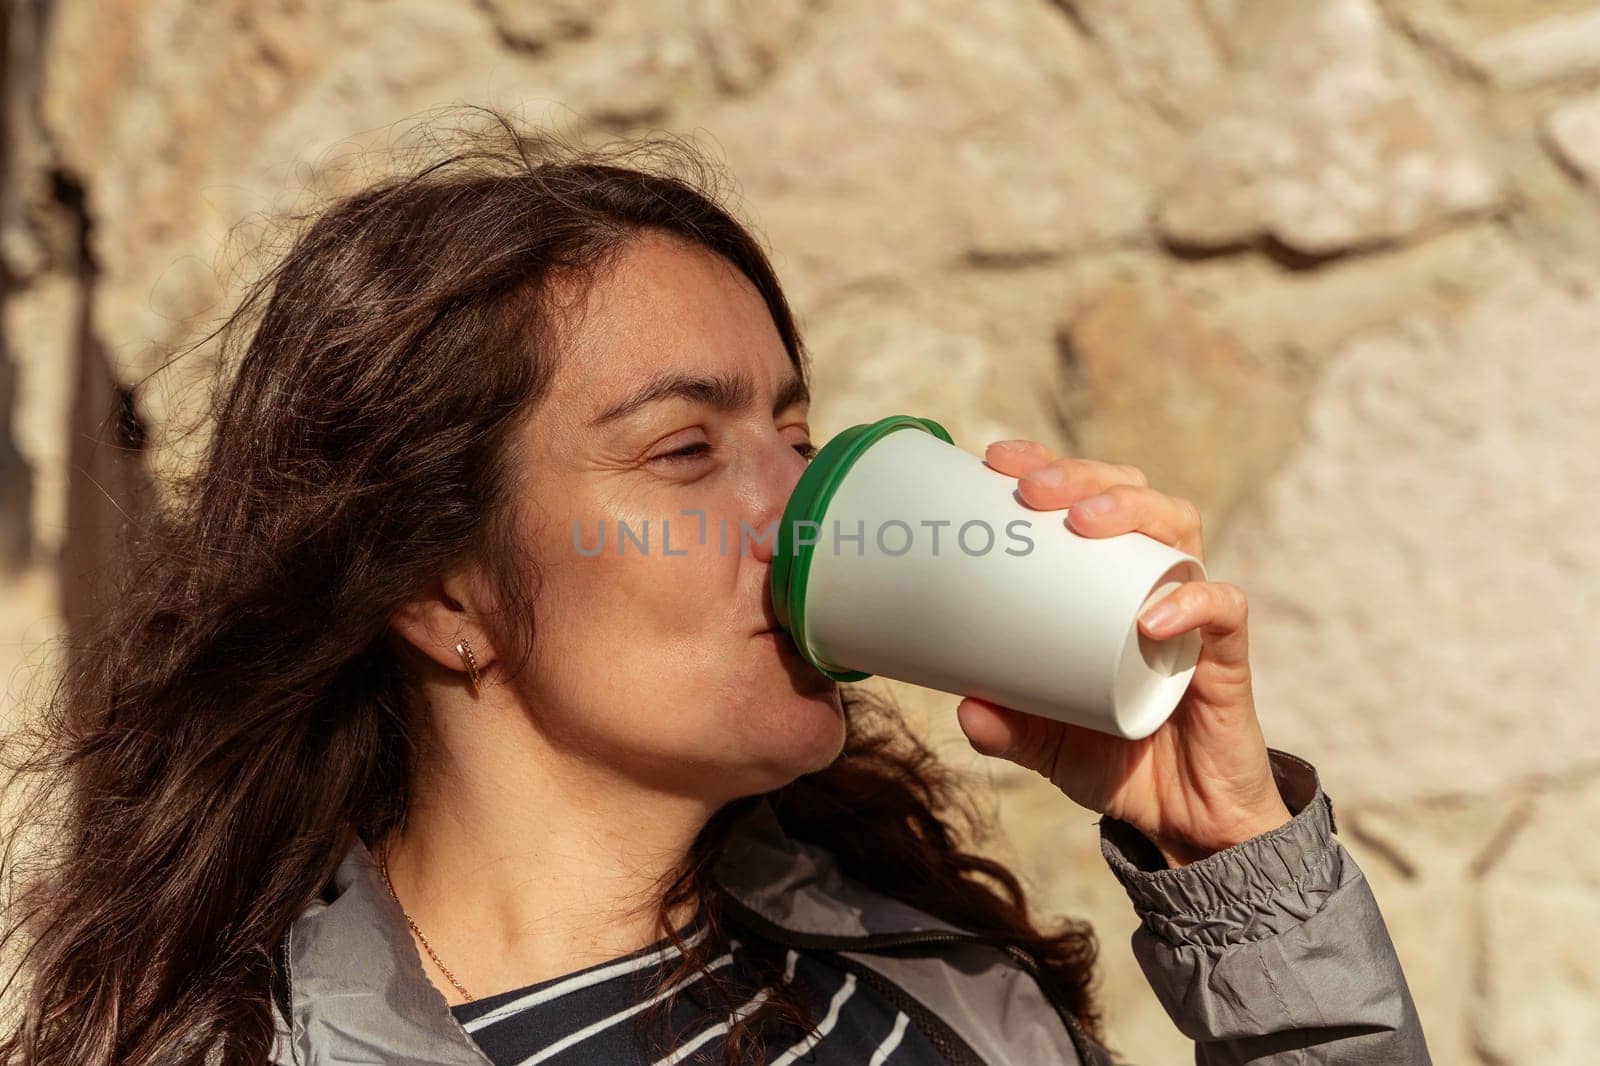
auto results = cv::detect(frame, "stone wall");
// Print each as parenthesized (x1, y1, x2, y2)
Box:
(3, 1, 1597, 1061)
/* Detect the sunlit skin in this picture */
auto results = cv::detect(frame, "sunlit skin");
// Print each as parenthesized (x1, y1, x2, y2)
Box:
(956, 445, 1292, 867)
(381, 232, 841, 1004)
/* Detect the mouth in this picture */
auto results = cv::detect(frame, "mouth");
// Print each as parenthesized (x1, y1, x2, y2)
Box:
(757, 626, 839, 693)
(757, 627, 802, 655)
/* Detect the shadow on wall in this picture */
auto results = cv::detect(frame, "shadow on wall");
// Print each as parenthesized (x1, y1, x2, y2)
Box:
(0, 342, 32, 576)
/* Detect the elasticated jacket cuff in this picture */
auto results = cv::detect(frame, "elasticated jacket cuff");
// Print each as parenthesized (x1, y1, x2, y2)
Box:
(1097, 748, 1343, 949)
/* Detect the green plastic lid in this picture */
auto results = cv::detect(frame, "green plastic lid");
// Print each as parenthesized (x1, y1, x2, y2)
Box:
(771, 414, 954, 681)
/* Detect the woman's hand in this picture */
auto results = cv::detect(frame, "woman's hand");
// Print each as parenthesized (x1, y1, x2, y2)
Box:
(954, 439, 1291, 867)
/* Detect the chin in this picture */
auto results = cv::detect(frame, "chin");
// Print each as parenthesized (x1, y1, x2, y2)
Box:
(739, 689, 846, 787)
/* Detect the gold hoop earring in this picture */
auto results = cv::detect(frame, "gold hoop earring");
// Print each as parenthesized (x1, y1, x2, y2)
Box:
(455, 638, 482, 695)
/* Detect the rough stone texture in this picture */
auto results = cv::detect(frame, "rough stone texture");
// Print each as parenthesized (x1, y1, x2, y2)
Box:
(702, 0, 1171, 311)
(1463, 6, 1600, 89)
(0, 567, 63, 717)
(1342, 795, 1515, 1066)
(4, 1, 1600, 1062)
(1545, 92, 1600, 188)
(1158, 0, 1501, 257)
(1053, 273, 1309, 530)
(693, 0, 830, 96)
(2, 277, 77, 558)
(1477, 773, 1600, 1061)
(1061, 0, 1225, 122)
(479, 0, 611, 52)
(1210, 251, 1600, 809)
(804, 306, 1011, 450)
(1390, 1, 1600, 90)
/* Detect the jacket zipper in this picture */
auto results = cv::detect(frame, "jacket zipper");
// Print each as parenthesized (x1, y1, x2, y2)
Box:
(823, 950, 985, 1066)
(715, 891, 1102, 1065)
(271, 932, 293, 1038)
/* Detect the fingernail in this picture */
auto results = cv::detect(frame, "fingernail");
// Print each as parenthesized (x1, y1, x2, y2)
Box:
(1072, 493, 1114, 516)
(1021, 465, 1064, 486)
(991, 439, 1029, 452)
(1139, 589, 1180, 630)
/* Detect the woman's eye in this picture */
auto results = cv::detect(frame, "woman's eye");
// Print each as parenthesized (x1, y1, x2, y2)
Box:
(655, 442, 712, 462)
(653, 441, 818, 463)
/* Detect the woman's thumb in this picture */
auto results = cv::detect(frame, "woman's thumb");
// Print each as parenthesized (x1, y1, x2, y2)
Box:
(956, 697, 1062, 776)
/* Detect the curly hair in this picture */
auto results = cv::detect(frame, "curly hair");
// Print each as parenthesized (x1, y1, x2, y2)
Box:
(0, 107, 1102, 1065)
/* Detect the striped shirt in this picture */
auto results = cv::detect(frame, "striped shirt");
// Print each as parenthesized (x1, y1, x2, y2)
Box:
(449, 909, 950, 1065)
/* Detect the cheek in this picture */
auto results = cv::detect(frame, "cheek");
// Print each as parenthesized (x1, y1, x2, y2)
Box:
(523, 511, 735, 705)
(517, 495, 841, 786)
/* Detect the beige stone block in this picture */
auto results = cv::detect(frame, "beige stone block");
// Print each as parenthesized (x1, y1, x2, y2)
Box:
(561, 33, 698, 125)
(1064, 0, 1225, 121)
(1345, 795, 1529, 1064)
(1391, 0, 1600, 65)
(479, 0, 609, 51)
(1477, 881, 1600, 1063)
(703, 0, 1171, 309)
(1488, 773, 1600, 887)
(1477, 774, 1600, 1062)
(693, 0, 826, 95)
(1158, 0, 1501, 256)
(803, 305, 1012, 449)
(3, 276, 78, 559)
(1467, 6, 1600, 89)
(1210, 254, 1600, 804)
(1545, 92, 1600, 189)
(1054, 274, 1308, 528)
(1169, 225, 1521, 373)
(0, 566, 63, 730)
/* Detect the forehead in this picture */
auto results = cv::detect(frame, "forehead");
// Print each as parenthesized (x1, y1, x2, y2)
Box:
(545, 233, 794, 415)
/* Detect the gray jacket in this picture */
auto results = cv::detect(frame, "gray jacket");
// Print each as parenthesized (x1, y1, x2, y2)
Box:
(267, 748, 1430, 1064)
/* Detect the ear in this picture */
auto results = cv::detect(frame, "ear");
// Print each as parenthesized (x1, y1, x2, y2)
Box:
(389, 566, 496, 680)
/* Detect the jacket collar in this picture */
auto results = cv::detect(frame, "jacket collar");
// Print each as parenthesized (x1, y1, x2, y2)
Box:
(707, 795, 974, 940)
(280, 794, 969, 1063)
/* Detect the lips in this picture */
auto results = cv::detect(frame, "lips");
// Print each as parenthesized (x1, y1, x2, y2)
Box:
(758, 627, 800, 653)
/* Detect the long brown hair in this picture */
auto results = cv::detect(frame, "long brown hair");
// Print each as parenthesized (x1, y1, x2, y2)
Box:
(0, 108, 1102, 1065)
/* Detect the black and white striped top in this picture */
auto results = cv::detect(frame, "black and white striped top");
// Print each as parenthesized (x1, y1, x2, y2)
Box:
(449, 908, 950, 1065)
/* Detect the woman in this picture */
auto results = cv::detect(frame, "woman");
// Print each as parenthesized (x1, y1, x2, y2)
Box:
(0, 115, 1430, 1065)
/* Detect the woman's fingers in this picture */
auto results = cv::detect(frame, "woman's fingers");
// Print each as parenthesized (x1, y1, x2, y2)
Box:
(1138, 579, 1252, 675)
(985, 441, 1204, 563)
(986, 442, 1146, 492)
(982, 439, 1057, 476)
(1008, 454, 1149, 499)
(1064, 483, 1205, 563)
(956, 696, 1069, 779)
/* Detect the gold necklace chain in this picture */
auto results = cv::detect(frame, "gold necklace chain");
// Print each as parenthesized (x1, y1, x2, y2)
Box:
(378, 843, 475, 1003)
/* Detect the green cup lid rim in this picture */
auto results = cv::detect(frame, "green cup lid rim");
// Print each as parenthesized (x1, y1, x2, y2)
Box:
(770, 414, 954, 681)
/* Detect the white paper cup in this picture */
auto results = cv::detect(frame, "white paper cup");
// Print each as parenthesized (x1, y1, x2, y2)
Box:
(771, 415, 1205, 739)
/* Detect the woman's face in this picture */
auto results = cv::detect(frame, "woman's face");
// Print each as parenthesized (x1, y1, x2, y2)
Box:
(500, 232, 844, 804)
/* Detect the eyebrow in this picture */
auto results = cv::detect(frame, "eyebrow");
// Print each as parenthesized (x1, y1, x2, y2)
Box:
(589, 368, 811, 426)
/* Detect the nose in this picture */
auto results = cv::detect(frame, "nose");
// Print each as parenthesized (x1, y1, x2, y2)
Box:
(745, 436, 811, 565)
